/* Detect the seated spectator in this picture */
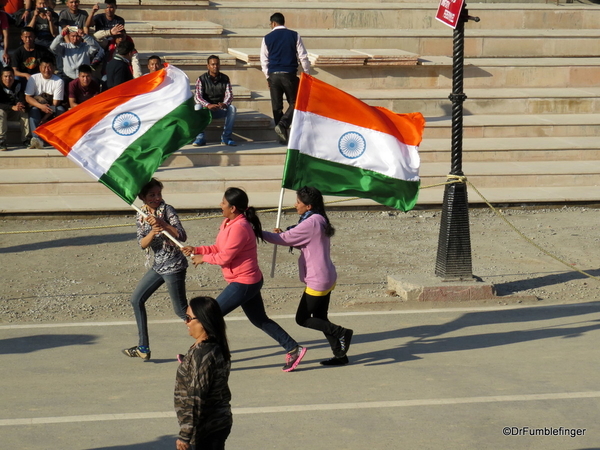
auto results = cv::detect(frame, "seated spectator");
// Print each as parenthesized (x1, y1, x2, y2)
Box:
(105, 40, 135, 89)
(0, 9, 10, 65)
(26, 0, 59, 48)
(25, 55, 65, 149)
(88, 0, 124, 32)
(8, 0, 33, 27)
(5, 0, 31, 16)
(68, 63, 99, 108)
(94, 26, 140, 77)
(58, 0, 89, 35)
(146, 54, 162, 73)
(192, 55, 237, 147)
(50, 26, 102, 85)
(11, 27, 52, 89)
(0, 67, 31, 151)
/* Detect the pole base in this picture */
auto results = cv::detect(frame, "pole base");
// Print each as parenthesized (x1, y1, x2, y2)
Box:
(435, 180, 473, 280)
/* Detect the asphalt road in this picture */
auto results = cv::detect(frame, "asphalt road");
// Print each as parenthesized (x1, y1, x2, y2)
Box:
(2, 303, 600, 450)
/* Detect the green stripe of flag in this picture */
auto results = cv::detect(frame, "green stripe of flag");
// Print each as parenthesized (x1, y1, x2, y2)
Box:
(100, 98, 211, 204)
(282, 149, 420, 211)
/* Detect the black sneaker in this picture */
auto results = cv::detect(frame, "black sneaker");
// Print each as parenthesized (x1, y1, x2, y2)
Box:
(282, 346, 307, 372)
(337, 329, 353, 357)
(320, 355, 349, 366)
(122, 346, 151, 361)
(274, 124, 288, 144)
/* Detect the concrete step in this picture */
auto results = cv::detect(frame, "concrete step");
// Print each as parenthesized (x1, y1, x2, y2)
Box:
(179, 27, 600, 58)
(2, 160, 600, 198)
(238, 87, 600, 117)
(154, 52, 600, 92)
(127, 24, 600, 58)
(1, 183, 598, 214)
(424, 114, 600, 139)
(79, 2, 600, 30)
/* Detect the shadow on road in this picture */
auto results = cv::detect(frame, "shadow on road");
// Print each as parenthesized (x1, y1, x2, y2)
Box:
(89, 435, 176, 449)
(0, 334, 96, 354)
(494, 268, 600, 295)
(0, 233, 133, 254)
(350, 302, 600, 366)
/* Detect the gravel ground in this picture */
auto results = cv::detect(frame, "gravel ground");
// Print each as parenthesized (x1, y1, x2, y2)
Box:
(1, 206, 600, 324)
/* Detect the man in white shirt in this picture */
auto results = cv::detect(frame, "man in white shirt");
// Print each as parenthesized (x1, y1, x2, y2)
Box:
(25, 55, 65, 148)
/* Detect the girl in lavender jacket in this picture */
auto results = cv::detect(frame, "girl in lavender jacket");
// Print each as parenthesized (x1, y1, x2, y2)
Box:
(263, 186, 354, 366)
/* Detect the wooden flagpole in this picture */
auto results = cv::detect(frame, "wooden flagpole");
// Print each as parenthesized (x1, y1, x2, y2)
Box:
(269, 187, 286, 278)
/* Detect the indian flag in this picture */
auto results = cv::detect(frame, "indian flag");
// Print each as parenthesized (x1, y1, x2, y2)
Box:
(36, 64, 211, 204)
(283, 74, 425, 211)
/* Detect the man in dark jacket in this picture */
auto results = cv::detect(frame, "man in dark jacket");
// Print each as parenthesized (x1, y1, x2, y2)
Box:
(260, 12, 310, 144)
(0, 66, 31, 150)
(192, 55, 236, 146)
(105, 40, 134, 89)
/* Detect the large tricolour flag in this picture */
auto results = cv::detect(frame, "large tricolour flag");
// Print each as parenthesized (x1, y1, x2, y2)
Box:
(36, 64, 210, 204)
(282, 74, 425, 211)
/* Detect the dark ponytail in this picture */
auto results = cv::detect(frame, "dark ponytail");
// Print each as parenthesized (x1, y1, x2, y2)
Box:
(224, 187, 264, 242)
(296, 186, 335, 237)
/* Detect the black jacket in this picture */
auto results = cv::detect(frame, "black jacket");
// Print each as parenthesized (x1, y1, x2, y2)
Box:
(106, 55, 133, 89)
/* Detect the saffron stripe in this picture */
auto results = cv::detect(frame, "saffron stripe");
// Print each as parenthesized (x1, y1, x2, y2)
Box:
(37, 69, 166, 154)
(295, 74, 425, 146)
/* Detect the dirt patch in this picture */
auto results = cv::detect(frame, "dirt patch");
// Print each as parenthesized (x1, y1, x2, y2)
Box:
(1, 206, 599, 324)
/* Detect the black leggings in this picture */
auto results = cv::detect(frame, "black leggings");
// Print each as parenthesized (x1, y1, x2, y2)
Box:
(295, 291, 344, 352)
(194, 425, 232, 450)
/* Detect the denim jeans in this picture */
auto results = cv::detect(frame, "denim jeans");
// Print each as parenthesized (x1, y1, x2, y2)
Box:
(267, 72, 299, 129)
(29, 105, 66, 139)
(216, 278, 298, 352)
(130, 268, 188, 348)
(195, 104, 237, 142)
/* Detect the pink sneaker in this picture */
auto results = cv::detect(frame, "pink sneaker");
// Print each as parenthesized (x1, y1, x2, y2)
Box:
(282, 346, 307, 372)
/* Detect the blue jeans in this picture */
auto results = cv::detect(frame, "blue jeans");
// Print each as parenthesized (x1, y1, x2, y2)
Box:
(130, 268, 188, 348)
(29, 105, 66, 139)
(216, 278, 298, 352)
(195, 104, 237, 142)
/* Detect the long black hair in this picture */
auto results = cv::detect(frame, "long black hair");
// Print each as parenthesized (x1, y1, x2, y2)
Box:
(224, 187, 264, 242)
(297, 186, 335, 237)
(189, 296, 231, 361)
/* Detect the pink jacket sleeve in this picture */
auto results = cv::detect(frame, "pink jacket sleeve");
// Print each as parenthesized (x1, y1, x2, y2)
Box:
(193, 226, 248, 267)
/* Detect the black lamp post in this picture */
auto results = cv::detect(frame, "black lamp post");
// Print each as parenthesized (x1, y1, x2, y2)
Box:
(435, 4, 480, 280)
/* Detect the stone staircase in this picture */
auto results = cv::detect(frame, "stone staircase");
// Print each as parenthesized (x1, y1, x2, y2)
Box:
(1, 1, 600, 213)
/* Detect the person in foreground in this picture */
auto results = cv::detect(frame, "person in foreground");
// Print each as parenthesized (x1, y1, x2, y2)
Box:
(263, 187, 353, 366)
(123, 178, 188, 361)
(175, 296, 232, 450)
(182, 187, 307, 372)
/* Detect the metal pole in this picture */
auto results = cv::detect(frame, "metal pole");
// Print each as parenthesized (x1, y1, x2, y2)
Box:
(435, 4, 480, 280)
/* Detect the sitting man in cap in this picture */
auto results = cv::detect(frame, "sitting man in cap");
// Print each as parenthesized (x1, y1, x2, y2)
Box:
(192, 54, 236, 147)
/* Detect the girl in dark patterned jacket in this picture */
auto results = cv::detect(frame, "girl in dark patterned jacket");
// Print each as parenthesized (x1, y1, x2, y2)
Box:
(122, 178, 188, 361)
(175, 296, 232, 450)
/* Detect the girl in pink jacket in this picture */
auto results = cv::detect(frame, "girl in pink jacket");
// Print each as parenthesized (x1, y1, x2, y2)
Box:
(263, 187, 353, 366)
(183, 187, 306, 372)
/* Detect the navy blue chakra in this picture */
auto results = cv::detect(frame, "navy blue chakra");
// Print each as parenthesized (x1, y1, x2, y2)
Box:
(112, 112, 141, 136)
(338, 131, 366, 159)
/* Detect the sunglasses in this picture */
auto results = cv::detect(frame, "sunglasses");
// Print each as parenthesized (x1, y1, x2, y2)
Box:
(184, 315, 198, 324)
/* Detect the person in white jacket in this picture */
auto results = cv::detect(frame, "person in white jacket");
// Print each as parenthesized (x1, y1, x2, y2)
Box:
(49, 26, 102, 84)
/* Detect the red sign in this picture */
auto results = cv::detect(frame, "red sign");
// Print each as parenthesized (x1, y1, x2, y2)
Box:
(436, 0, 465, 29)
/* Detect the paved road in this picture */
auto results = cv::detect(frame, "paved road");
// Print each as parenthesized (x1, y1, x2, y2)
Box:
(2, 303, 600, 450)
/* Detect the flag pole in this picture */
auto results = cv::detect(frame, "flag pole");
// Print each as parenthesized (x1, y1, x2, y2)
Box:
(131, 204, 184, 248)
(269, 187, 286, 278)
